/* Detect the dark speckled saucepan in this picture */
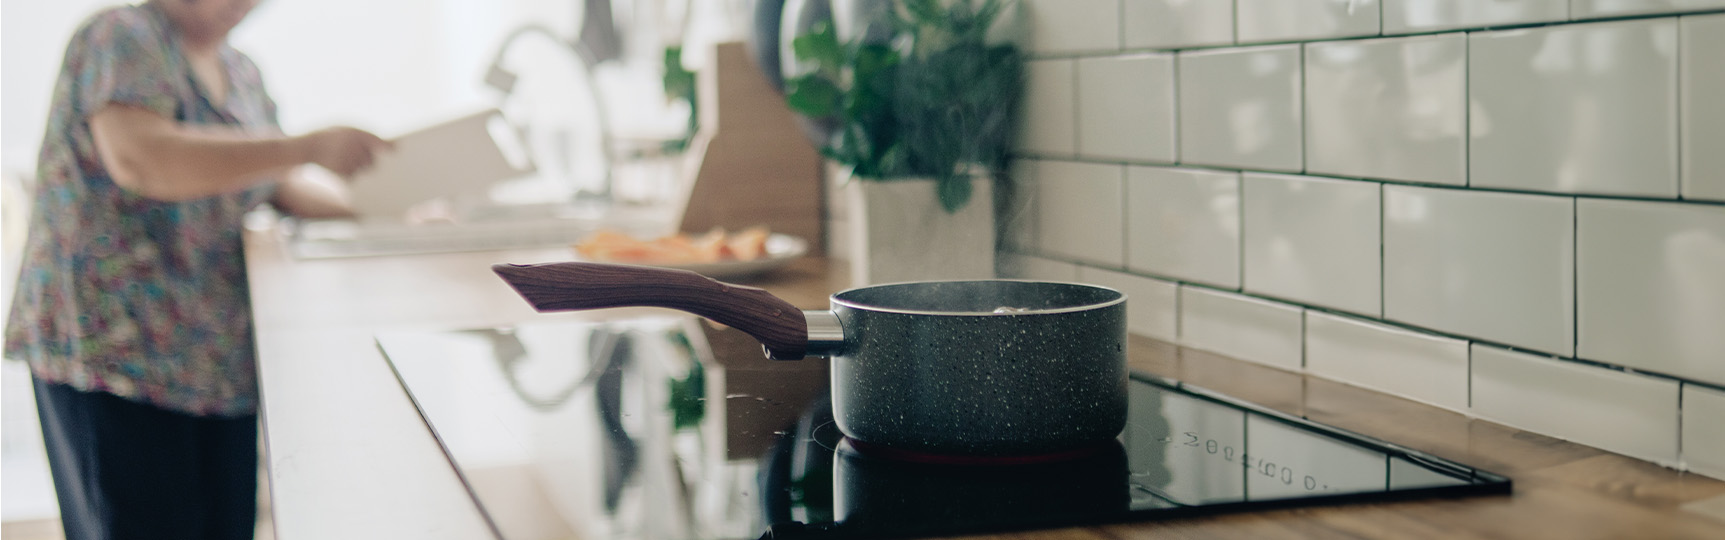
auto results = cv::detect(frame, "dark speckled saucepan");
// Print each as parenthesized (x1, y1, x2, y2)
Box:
(492, 261, 1128, 459)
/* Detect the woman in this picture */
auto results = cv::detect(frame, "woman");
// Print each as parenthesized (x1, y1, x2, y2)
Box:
(4, 1, 391, 538)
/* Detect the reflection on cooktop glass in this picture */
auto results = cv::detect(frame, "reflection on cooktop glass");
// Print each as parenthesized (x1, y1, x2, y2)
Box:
(378, 318, 1511, 540)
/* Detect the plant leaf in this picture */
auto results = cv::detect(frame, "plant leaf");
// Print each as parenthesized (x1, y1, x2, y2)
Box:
(791, 22, 844, 74)
(784, 75, 840, 118)
(937, 174, 973, 213)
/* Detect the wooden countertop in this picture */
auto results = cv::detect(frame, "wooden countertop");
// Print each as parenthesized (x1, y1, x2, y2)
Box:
(244, 226, 1725, 540)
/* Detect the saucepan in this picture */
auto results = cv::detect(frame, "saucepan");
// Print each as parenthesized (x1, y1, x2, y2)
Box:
(492, 261, 1128, 458)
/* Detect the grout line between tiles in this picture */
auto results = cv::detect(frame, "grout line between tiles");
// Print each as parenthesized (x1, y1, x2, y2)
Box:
(1172, 48, 1183, 166)
(1298, 42, 1309, 174)
(1236, 172, 1245, 292)
(1118, 0, 1126, 52)
(1463, 33, 1472, 187)
(1573, 196, 1580, 359)
(1020, 8, 1725, 60)
(1119, 165, 1129, 271)
(1467, 343, 1474, 410)
(1678, 383, 1686, 465)
(1676, 17, 1686, 199)
(1174, 282, 1183, 343)
(1002, 154, 1725, 208)
(1232, 0, 1240, 45)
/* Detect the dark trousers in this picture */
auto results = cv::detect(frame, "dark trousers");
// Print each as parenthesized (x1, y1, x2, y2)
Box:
(32, 378, 258, 540)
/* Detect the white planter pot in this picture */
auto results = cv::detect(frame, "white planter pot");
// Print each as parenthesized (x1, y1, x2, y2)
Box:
(844, 174, 996, 287)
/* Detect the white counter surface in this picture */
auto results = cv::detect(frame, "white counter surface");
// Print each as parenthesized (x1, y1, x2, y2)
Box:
(244, 225, 842, 540)
(246, 226, 580, 540)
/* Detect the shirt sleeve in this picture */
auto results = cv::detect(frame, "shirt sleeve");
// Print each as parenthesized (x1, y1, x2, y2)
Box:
(230, 51, 282, 132)
(74, 9, 180, 120)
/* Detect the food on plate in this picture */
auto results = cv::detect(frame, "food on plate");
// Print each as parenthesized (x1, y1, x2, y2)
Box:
(575, 226, 772, 264)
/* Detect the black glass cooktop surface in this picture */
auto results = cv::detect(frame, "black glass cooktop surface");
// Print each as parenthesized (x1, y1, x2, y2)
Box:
(378, 317, 1510, 540)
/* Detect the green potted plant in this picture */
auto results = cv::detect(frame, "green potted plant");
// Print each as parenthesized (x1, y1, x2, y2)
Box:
(782, 0, 1022, 285)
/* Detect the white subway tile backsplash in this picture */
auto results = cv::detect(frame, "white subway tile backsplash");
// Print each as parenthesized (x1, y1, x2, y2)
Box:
(1383, 0, 1568, 33)
(1024, 0, 1122, 54)
(1242, 174, 1381, 316)
(1384, 186, 1574, 356)
(1020, 60, 1077, 155)
(1124, 0, 1235, 49)
(1305, 34, 1468, 185)
(1125, 167, 1241, 288)
(1305, 312, 1469, 411)
(1002, 0, 1725, 475)
(1176, 46, 1303, 172)
(1683, 384, 1725, 480)
(1078, 55, 1177, 162)
(1683, 14, 1725, 201)
(1469, 20, 1679, 197)
(1077, 266, 1180, 341)
(1572, 0, 1725, 19)
(996, 252, 1081, 282)
(1036, 161, 1126, 266)
(1471, 345, 1681, 465)
(1236, 0, 1381, 44)
(1577, 199, 1725, 386)
(1180, 286, 1304, 370)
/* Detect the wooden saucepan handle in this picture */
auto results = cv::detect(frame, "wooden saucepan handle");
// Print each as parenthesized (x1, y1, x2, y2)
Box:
(491, 261, 810, 360)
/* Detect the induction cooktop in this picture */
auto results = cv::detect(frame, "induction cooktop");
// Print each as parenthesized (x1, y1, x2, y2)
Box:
(378, 317, 1511, 540)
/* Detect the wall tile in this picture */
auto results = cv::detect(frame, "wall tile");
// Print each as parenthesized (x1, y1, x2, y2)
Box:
(996, 252, 1081, 282)
(1306, 34, 1467, 185)
(1079, 54, 1177, 162)
(1236, 0, 1381, 44)
(1243, 174, 1381, 316)
(1384, 186, 1574, 356)
(1383, 0, 1568, 33)
(1036, 161, 1125, 266)
(1126, 167, 1241, 288)
(1471, 345, 1680, 465)
(1024, 0, 1121, 55)
(1683, 384, 1725, 480)
(1177, 46, 1303, 172)
(1577, 199, 1725, 386)
(1683, 14, 1725, 201)
(1124, 0, 1235, 49)
(1305, 312, 1468, 411)
(1469, 20, 1679, 197)
(1078, 266, 1180, 341)
(1180, 286, 1304, 370)
(1020, 59, 1076, 155)
(1572, 0, 1725, 19)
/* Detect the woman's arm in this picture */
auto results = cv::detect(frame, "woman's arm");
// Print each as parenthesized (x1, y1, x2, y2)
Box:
(89, 103, 389, 202)
(272, 167, 356, 219)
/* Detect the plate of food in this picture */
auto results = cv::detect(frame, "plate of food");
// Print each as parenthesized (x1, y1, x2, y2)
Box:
(573, 226, 808, 281)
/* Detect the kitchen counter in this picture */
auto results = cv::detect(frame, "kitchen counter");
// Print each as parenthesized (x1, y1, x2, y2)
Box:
(244, 225, 1725, 540)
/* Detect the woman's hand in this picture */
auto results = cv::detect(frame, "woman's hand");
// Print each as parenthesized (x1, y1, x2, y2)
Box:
(298, 127, 392, 178)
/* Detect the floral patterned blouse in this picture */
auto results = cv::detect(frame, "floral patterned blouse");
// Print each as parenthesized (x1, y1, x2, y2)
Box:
(4, 3, 280, 417)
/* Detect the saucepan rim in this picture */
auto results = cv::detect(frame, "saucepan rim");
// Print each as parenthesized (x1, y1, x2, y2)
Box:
(828, 279, 1126, 317)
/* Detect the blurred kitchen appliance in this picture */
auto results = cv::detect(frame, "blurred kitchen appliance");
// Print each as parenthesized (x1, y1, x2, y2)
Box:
(673, 41, 824, 254)
(484, 23, 617, 205)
